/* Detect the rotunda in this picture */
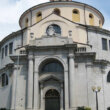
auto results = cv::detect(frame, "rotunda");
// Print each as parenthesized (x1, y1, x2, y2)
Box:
(0, 0, 110, 110)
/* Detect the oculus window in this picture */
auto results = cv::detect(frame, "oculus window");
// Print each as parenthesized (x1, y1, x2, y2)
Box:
(72, 9, 80, 22)
(46, 24, 61, 36)
(53, 8, 60, 16)
(89, 13, 94, 25)
(25, 18, 28, 27)
(36, 12, 42, 22)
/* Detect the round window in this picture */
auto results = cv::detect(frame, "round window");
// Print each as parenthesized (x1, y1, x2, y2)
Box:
(46, 24, 61, 36)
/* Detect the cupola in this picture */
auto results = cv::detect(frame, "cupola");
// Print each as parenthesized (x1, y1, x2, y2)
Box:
(50, 0, 72, 2)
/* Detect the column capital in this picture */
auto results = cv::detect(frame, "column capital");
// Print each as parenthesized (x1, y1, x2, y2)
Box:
(34, 56, 39, 59)
(61, 83, 64, 88)
(40, 84, 44, 89)
(28, 55, 34, 60)
(68, 54, 74, 58)
(13, 65, 19, 70)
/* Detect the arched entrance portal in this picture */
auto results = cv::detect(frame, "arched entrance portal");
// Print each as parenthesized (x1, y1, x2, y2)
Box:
(45, 89, 60, 110)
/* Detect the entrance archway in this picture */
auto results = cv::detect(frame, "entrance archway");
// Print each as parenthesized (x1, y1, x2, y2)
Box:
(45, 89, 60, 110)
(39, 59, 64, 73)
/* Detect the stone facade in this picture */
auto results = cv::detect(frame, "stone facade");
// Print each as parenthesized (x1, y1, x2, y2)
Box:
(0, 0, 110, 110)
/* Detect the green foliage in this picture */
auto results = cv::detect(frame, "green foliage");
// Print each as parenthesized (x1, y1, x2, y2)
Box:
(77, 106, 91, 110)
(85, 107, 91, 110)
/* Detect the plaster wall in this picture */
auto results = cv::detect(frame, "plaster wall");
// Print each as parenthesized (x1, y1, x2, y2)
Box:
(0, 34, 22, 69)
(15, 60, 27, 110)
(20, 3, 103, 29)
(88, 30, 110, 61)
(0, 71, 12, 109)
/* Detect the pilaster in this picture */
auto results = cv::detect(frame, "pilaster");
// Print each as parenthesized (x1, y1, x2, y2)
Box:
(27, 55, 34, 109)
(11, 65, 18, 110)
(64, 70, 69, 110)
(33, 57, 39, 110)
(60, 83, 64, 110)
(68, 53, 75, 109)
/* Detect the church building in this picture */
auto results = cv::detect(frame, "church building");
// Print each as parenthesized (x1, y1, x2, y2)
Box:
(0, 0, 110, 110)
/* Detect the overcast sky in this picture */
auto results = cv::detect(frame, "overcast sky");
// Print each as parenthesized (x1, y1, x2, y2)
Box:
(0, 0, 110, 41)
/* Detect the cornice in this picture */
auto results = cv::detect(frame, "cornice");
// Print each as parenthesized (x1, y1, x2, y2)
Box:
(86, 25, 110, 35)
(0, 28, 26, 47)
(10, 55, 27, 61)
(75, 52, 96, 57)
(25, 44, 77, 51)
(0, 63, 14, 73)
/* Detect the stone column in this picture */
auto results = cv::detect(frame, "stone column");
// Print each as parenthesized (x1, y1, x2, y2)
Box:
(60, 83, 64, 110)
(40, 84, 44, 110)
(64, 71, 69, 110)
(27, 55, 34, 109)
(69, 54, 75, 108)
(11, 65, 17, 110)
(33, 57, 39, 110)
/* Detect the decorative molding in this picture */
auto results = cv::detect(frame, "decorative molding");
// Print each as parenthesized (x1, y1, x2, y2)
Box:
(0, 63, 13, 73)
(68, 54, 74, 58)
(37, 55, 68, 72)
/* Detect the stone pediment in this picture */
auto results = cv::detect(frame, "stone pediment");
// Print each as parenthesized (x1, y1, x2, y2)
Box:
(30, 35, 73, 47)
(39, 74, 63, 83)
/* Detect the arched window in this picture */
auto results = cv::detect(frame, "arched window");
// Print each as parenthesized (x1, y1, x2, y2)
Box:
(0, 73, 8, 87)
(25, 18, 28, 27)
(107, 107, 110, 110)
(40, 61, 64, 73)
(46, 24, 61, 36)
(45, 89, 60, 98)
(53, 8, 61, 16)
(36, 12, 42, 22)
(107, 71, 110, 82)
(99, 20, 102, 28)
(72, 9, 80, 22)
(89, 13, 94, 25)
(45, 89, 60, 110)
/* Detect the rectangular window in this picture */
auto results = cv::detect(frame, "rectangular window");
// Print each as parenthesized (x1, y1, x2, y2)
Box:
(0, 76, 2, 87)
(102, 38, 107, 50)
(5, 45, 8, 56)
(109, 40, 110, 50)
(9, 42, 13, 54)
(2, 48, 4, 59)
(2, 74, 5, 87)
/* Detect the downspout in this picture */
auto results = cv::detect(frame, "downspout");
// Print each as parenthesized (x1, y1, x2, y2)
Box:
(84, 4, 89, 44)
(29, 9, 32, 26)
(21, 30, 23, 46)
(84, 4, 87, 25)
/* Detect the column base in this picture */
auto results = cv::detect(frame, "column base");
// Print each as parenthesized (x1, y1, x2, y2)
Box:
(69, 107, 77, 110)
(60, 108, 64, 110)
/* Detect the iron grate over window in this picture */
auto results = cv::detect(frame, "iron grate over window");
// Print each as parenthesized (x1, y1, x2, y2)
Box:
(45, 89, 60, 98)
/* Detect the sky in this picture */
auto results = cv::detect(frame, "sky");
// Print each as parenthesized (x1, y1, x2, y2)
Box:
(0, 0, 110, 41)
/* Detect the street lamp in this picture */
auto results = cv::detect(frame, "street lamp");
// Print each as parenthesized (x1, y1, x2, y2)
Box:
(92, 86, 101, 110)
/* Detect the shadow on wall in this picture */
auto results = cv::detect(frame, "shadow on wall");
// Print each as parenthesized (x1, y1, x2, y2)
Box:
(0, 108, 10, 110)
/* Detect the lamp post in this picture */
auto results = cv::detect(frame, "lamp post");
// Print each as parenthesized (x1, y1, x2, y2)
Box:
(92, 86, 101, 110)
